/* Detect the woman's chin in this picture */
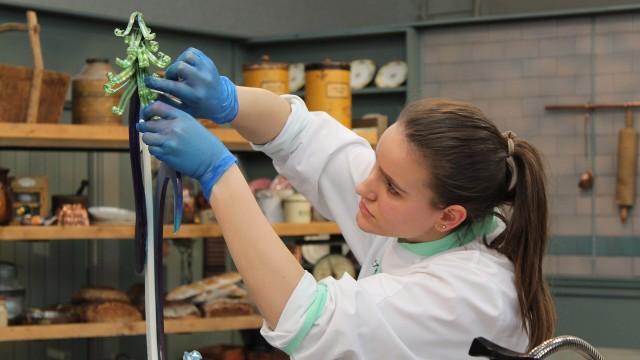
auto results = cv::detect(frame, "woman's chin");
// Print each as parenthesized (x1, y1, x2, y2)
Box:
(356, 213, 378, 235)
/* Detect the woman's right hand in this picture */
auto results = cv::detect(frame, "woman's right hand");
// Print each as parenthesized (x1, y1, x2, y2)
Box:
(144, 47, 239, 124)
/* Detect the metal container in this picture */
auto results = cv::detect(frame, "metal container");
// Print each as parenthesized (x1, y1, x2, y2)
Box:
(0, 261, 25, 322)
(0, 168, 13, 225)
(52, 179, 89, 215)
(305, 59, 351, 128)
(72, 58, 121, 125)
(243, 55, 289, 95)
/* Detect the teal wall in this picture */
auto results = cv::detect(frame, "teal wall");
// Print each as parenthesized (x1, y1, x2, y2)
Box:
(550, 277, 640, 349)
(478, 0, 640, 17)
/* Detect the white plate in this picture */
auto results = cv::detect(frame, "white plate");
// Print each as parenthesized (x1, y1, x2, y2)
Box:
(350, 59, 376, 89)
(289, 63, 305, 92)
(301, 234, 350, 265)
(375, 60, 408, 88)
(88, 206, 136, 224)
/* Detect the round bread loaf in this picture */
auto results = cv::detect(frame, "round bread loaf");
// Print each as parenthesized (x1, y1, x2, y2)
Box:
(164, 301, 201, 319)
(202, 298, 254, 318)
(166, 272, 242, 301)
(81, 301, 142, 322)
(72, 287, 130, 304)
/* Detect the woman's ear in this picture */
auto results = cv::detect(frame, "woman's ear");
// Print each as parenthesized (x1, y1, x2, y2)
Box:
(436, 205, 467, 232)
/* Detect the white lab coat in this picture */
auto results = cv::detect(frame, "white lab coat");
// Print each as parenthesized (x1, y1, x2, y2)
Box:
(252, 96, 529, 360)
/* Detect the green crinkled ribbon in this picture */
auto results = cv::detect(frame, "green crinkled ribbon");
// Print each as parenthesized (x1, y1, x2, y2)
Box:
(104, 11, 171, 114)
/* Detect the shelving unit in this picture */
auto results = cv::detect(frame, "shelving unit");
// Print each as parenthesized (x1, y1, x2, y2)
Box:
(0, 222, 342, 241)
(0, 316, 263, 342)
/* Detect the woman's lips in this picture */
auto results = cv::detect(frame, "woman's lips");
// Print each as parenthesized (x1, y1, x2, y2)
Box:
(359, 201, 374, 218)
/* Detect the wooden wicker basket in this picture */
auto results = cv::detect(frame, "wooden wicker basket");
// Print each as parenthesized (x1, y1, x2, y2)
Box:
(0, 64, 69, 123)
(0, 10, 70, 123)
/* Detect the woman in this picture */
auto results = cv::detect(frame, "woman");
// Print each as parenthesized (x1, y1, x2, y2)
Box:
(137, 47, 556, 359)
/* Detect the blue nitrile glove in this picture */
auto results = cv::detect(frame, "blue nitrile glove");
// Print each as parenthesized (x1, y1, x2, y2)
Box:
(144, 47, 238, 124)
(137, 101, 237, 199)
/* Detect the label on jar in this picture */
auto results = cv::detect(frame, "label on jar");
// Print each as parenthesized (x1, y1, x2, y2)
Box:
(326, 83, 349, 98)
(17, 177, 36, 187)
(0, 300, 7, 327)
(260, 81, 286, 94)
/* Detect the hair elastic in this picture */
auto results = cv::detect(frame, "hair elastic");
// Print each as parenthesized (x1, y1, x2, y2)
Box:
(502, 131, 518, 192)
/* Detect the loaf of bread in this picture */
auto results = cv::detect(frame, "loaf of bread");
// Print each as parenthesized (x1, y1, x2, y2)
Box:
(166, 272, 242, 301)
(202, 299, 254, 318)
(72, 287, 130, 304)
(164, 301, 201, 319)
(80, 301, 142, 323)
(192, 283, 248, 304)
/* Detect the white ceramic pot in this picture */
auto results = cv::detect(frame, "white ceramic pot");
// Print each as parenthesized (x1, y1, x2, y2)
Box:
(283, 193, 311, 224)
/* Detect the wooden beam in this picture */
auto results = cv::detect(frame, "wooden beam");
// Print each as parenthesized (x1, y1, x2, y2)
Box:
(272, 222, 340, 236)
(0, 222, 341, 241)
(0, 123, 128, 150)
(0, 316, 263, 341)
(0, 123, 377, 150)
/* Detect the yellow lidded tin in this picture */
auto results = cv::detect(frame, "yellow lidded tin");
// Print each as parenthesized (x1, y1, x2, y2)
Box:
(243, 55, 289, 95)
(305, 59, 351, 128)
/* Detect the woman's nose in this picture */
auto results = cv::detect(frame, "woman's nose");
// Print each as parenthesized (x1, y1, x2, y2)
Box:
(356, 175, 377, 201)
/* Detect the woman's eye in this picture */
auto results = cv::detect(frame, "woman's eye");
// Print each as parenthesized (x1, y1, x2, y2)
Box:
(386, 180, 400, 195)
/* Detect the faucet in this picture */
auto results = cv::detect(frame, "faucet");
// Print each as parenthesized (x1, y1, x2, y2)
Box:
(469, 335, 605, 359)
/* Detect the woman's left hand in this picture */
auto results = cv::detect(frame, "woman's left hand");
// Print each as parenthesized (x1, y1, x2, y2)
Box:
(137, 100, 237, 199)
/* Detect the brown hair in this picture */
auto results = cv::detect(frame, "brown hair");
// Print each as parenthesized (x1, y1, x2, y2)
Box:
(398, 98, 555, 349)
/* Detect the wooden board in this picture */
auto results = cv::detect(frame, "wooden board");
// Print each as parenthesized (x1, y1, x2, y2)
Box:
(0, 123, 378, 151)
(0, 222, 341, 241)
(0, 315, 263, 341)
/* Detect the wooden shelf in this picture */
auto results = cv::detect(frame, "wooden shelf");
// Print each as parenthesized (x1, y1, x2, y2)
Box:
(0, 123, 378, 151)
(0, 315, 263, 341)
(0, 222, 341, 241)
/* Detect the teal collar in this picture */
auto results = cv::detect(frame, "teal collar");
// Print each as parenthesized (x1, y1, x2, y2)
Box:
(399, 215, 497, 257)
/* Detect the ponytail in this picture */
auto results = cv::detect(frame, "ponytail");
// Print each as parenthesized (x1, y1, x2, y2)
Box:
(490, 138, 556, 349)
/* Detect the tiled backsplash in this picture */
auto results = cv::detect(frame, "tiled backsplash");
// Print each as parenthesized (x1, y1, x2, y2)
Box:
(420, 13, 640, 277)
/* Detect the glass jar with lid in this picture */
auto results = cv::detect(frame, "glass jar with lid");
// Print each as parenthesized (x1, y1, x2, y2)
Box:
(0, 261, 25, 322)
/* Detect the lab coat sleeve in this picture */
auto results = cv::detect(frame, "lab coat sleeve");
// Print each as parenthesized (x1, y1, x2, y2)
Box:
(261, 255, 528, 360)
(252, 95, 379, 263)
